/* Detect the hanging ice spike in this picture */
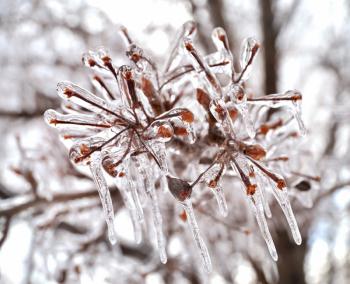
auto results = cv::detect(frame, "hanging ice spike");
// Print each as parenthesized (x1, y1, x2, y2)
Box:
(89, 152, 117, 245)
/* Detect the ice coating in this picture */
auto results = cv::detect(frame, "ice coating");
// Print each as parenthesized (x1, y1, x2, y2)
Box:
(230, 156, 278, 260)
(89, 152, 117, 245)
(56, 81, 122, 119)
(183, 37, 222, 98)
(164, 20, 197, 73)
(238, 37, 259, 82)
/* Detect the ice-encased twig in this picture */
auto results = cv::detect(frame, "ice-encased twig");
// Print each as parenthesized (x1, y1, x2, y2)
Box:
(182, 198, 212, 272)
(229, 158, 277, 260)
(89, 152, 117, 245)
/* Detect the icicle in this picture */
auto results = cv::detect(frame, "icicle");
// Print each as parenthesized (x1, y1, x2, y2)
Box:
(248, 193, 278, 261)
(211, 185, 228, 217)
(230, 158, 277, 260)
(182, 198, 212, 272)
(143, 120, 174, 143)
(290, 93, 307, 136)
(134, 157, 167, 263)
(270, 183, 302, 245)
(89, 152, 117, 245)
(127, 175, 144, 223)
(116, 183, 142, 244)
(148, 183, 167, 264)
(255, 171, 272, 218)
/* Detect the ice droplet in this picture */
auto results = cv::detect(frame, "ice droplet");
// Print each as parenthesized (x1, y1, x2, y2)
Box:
(89, 152, 117, 245)
(182, 199, 212, 273)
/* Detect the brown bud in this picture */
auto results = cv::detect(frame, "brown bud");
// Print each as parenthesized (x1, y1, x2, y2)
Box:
(173, 126, 188, 136)
(141, 76, 155, 98)
(277, 179, 286, 190)
(180, 110, 194, 123)
(242, 144, 266, 160)
(157, 125, 173, 138)
(196, 88, 210, 110)
(79, 144, 90, 155)
(246, 184, 257, 195)
(179, 210, 187, 222)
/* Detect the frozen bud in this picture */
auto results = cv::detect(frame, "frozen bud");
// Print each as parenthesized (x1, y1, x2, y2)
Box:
(180, 109, 194, 123)
(166, 175, 192, 202)
(209, 99, 227, 122)
(196, 88, 211, 110)
(211, 27, 229, 51)
(241, 143, 266, 160)
(157, 124, 174, 141)
(97, 47, 111, 65)
(182, 21, 197, 38)
(143, 121, 174, 143)
(141, 76, 156, 98)
(173, 126, 188, 136)
(69, 138, 104, 165)
(179, 210, 187, 222)
(227, 84, 246, 104)
(82, 51, 97, 68)
(246, 184, 257, 196)
(44, 109, 59, 126)
(119, 65, 134, 80)
(126, 44, 143, 63)
(227, 104, 238, 121)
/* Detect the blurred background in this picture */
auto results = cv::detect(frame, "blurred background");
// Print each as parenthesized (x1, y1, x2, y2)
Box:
(0, 0, 350, 283)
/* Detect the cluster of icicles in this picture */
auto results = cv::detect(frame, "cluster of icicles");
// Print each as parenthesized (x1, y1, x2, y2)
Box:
(44, 21, 306, 273)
